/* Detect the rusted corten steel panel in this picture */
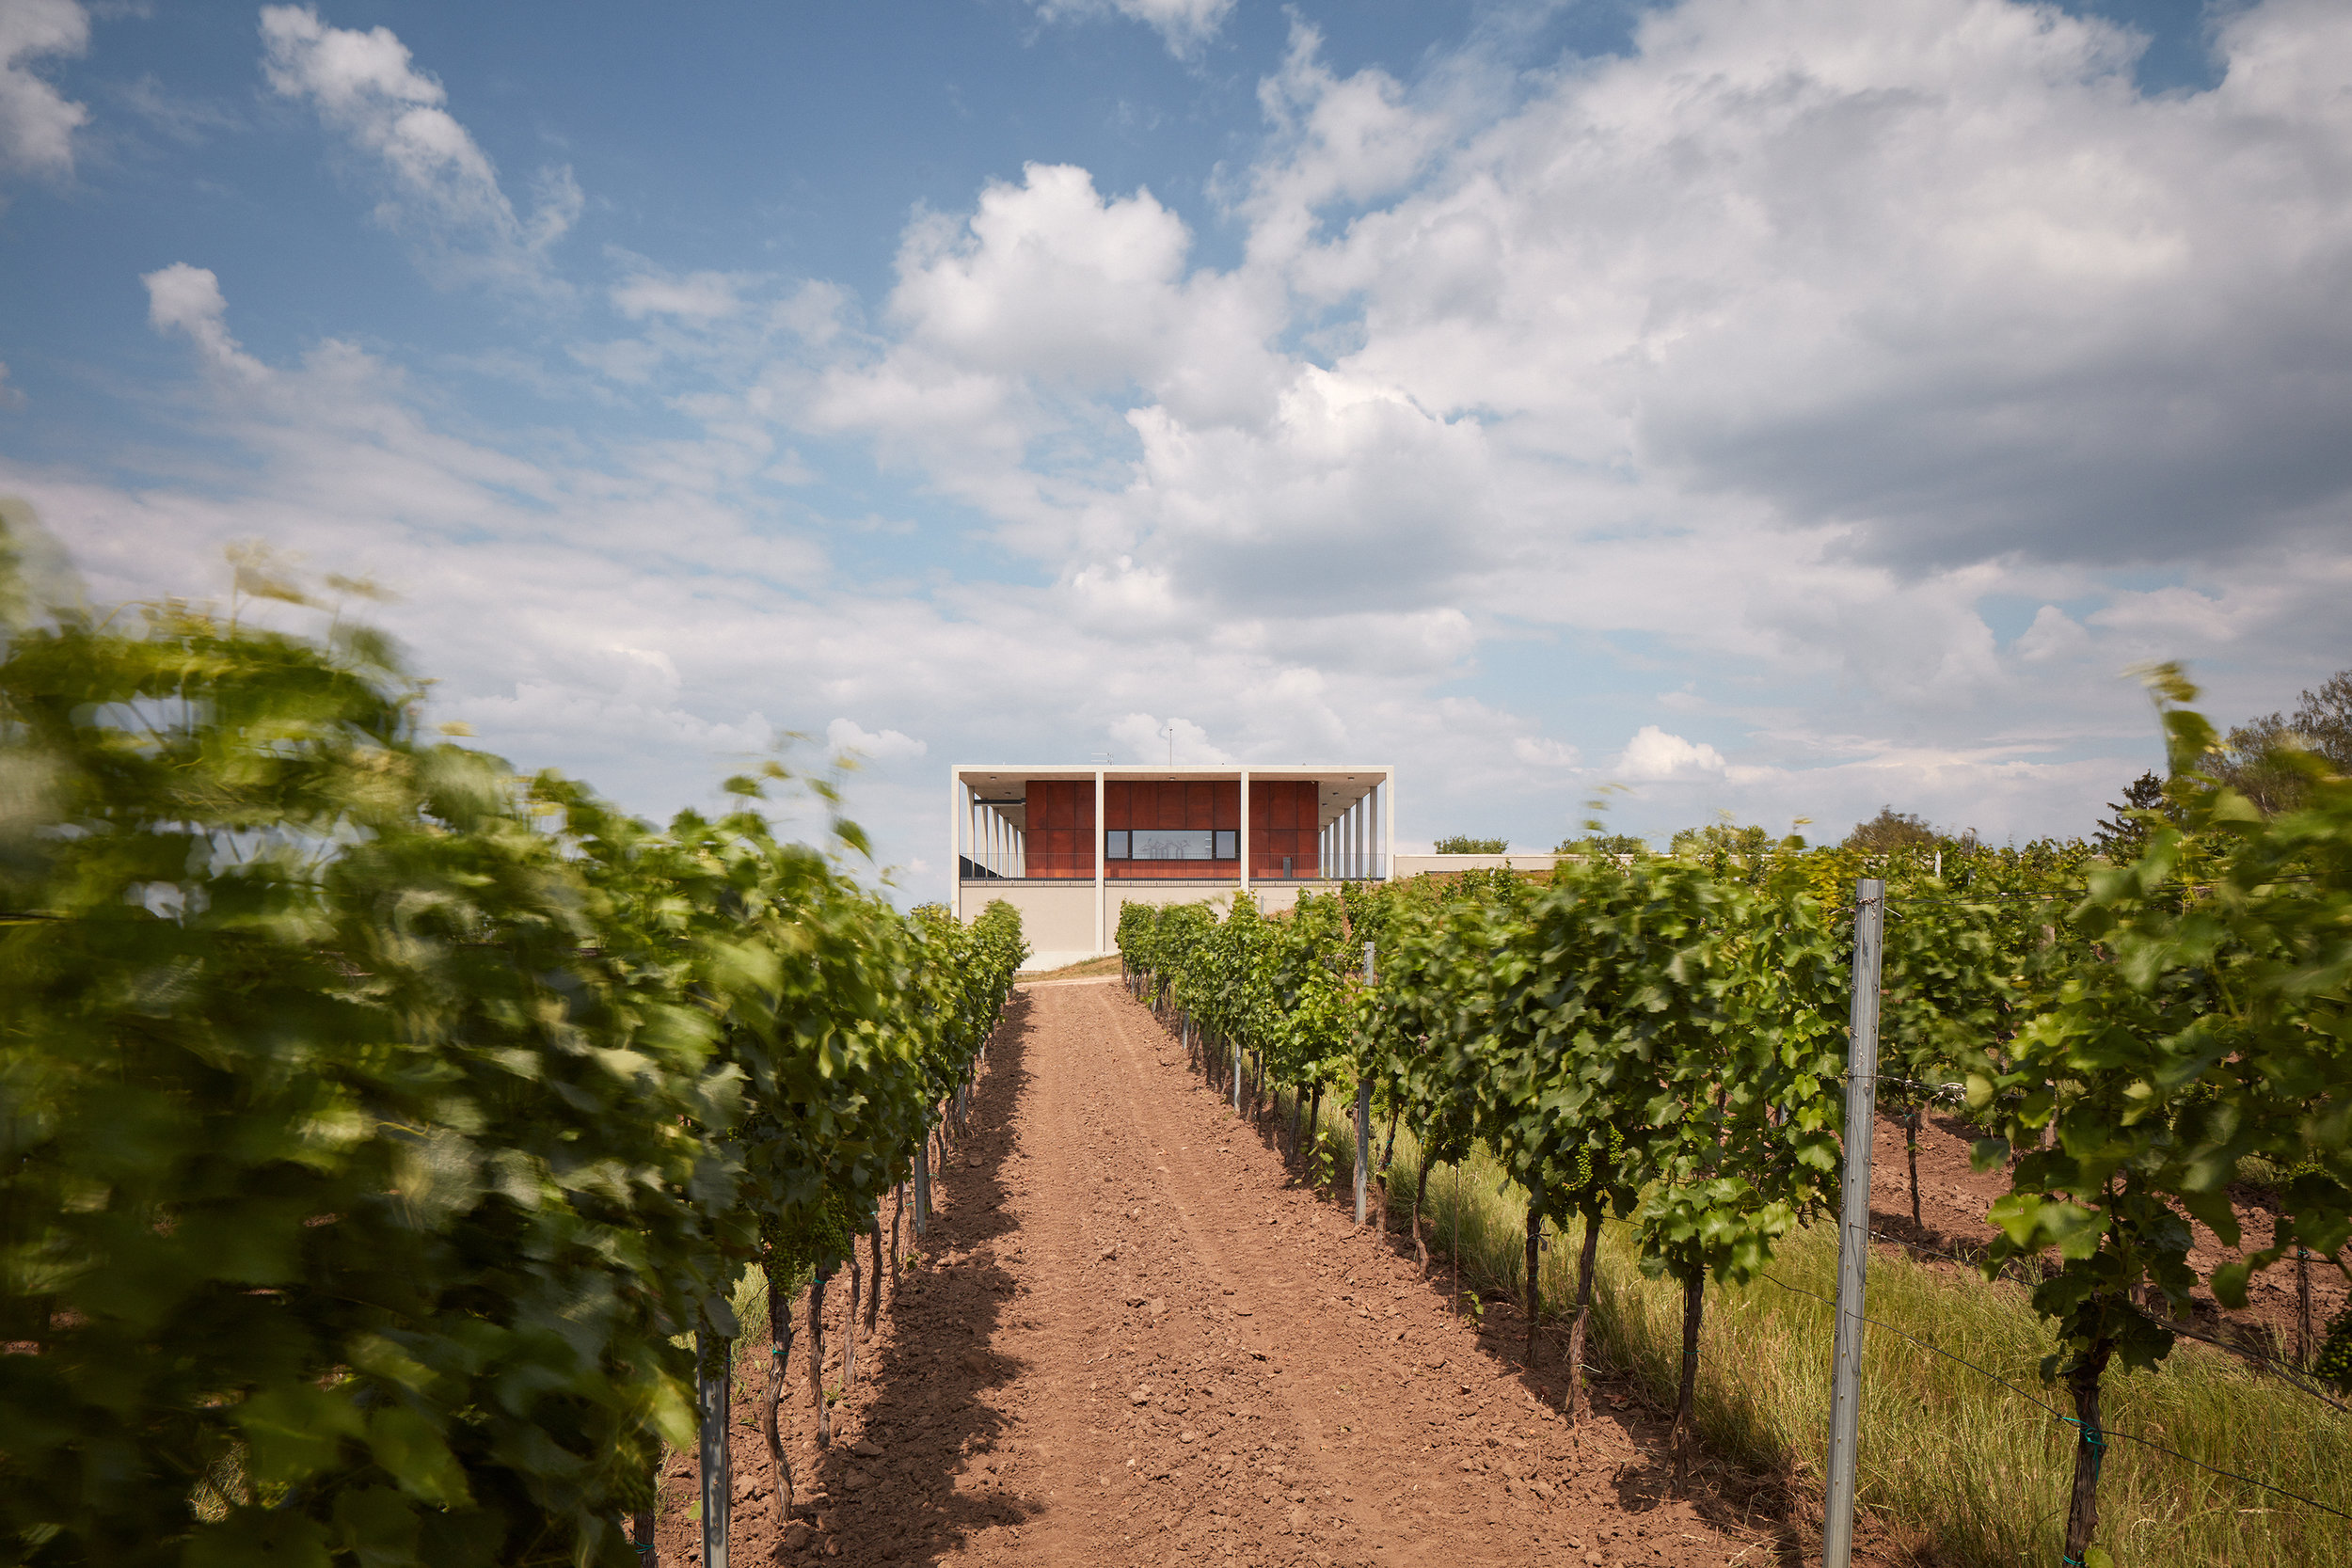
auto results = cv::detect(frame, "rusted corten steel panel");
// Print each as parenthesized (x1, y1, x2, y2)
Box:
(1025, 779, 1097, 878)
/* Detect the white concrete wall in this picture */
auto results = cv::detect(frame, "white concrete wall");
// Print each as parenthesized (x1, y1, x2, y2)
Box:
(1391, 852, 1568, 877)
(972, 878, 1368, 971)
(961, 882, 1097, 972)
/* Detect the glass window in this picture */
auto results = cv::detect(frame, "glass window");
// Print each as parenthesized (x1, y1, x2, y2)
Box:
(1131, 829, 1214, 860)
(1104, 830, 1130, 860)
(1214, 829, 1237, 859)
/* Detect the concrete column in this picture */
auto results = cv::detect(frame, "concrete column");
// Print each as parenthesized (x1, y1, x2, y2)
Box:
(1382, 768, 1396, 879)
(947, 772, 961, 912)
(1093, 768, 1106, 955)
(1238, 768, 1250, 898)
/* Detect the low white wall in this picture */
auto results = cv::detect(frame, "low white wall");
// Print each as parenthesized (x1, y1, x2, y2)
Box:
(972, 878, 1367, 970)
(1109, 880, 1343, 921)
(961, 881, 1096, 963)
(1391, 852, 1568, 877)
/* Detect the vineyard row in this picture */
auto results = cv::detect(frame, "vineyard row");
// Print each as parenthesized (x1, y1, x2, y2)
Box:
(0, 566, 1025, 1568)
(1114, 684, 2350, 1566)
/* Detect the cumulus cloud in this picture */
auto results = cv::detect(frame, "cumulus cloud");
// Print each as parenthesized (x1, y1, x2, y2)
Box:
(1032, 0, 1234, 58)
(0, 0, 88, 179)
(1110, 713, 1233, 766)
(828, 718, 928, 760)
(771, 0, 2352, 826)
(2014, 605, 2090, 663)
(1613, 726, 1728, 782)
(25, 0, 2352, 877)
(260, 6, 579, 288)
(1303, 0, 2352, 571)
(802, 160, 1286, 490)
(141, 263, 269, 383)
(1513, 736, 1581, 768)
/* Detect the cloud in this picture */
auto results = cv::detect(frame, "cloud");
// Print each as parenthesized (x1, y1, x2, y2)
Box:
(1032, 0, 1234, 58)
(259, 5, 578, 289)
(827, 718, 928, 760)
(141, 263, 269, 383)
(1299, 0, 2352, 572)
(0, 360, 24, 410)
(112, 72, 243, 145)
(1512, 736, 1581, 768)
(1613, 726, 1728, 782)
(24, 1, 2352, 883)
(771, 1, 2352, 814)
(2014, 605, 2090, 663)
(0, 0, 88, 178)
(1109, 713, 1234, 765)
(611, 266, 752, 322)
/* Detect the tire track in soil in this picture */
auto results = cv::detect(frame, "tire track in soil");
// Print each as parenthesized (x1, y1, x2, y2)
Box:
(661, 978, 1847, 1567)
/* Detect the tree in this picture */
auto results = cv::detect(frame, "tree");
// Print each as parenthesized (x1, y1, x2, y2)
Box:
(1669, 821, 1771, 859)
(2091, 770, 2170, 859)
(1843, 805, 1970, 852)
(2208, 668, 2352, 815)
(1433, 834, 1507, 854)
(1555, 832, 1645, 855)
(2292, 670, 2352, 771)
(2210, 712, 2308, 816)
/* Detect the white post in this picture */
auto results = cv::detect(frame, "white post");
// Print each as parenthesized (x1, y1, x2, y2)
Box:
(1355, 940, 1375, 1226)
(1822, 877, 1884, 1568)
(1382, 768, 1395, 880)
(1093, 768, 1106, 956)
(948, 772, 962, 911)
(1238, 769, 1251, 898)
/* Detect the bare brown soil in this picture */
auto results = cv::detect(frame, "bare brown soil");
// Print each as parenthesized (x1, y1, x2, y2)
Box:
(1018, 954, 1126, 981)
(1866, 1108, 2347, 1356)
(658, 978, 1864, 1567)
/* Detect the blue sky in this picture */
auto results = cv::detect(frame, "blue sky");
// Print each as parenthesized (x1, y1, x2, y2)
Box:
(3, 0, 2347, 894)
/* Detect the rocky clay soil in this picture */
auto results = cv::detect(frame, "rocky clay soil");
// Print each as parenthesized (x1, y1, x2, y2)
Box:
(657, 978, 1878, 1568)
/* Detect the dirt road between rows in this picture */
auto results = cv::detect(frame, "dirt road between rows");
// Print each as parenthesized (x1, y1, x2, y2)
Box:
(660, 976, 1836, 1568)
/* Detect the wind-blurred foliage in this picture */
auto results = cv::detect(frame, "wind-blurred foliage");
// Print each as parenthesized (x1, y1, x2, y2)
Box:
(0, 509, 1023, 1566)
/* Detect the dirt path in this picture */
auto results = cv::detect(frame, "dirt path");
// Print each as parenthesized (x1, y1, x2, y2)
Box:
(660, 977, 1807, 1567)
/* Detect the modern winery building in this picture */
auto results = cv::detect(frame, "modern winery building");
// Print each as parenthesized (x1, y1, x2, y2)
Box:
(948, 764, 1395, 970)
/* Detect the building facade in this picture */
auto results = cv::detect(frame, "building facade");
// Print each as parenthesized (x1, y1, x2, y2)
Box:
(950, 765, 1393, 970)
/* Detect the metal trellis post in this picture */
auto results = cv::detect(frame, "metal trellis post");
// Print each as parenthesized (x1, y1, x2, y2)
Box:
(698, 1315, 732, 1568)
(1356, 940, 1375, 1226)
(1822, 877, 1884, 1568)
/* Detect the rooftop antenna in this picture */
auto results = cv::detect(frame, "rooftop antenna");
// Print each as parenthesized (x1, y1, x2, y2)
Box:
(1159, 721, 1175, 768)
